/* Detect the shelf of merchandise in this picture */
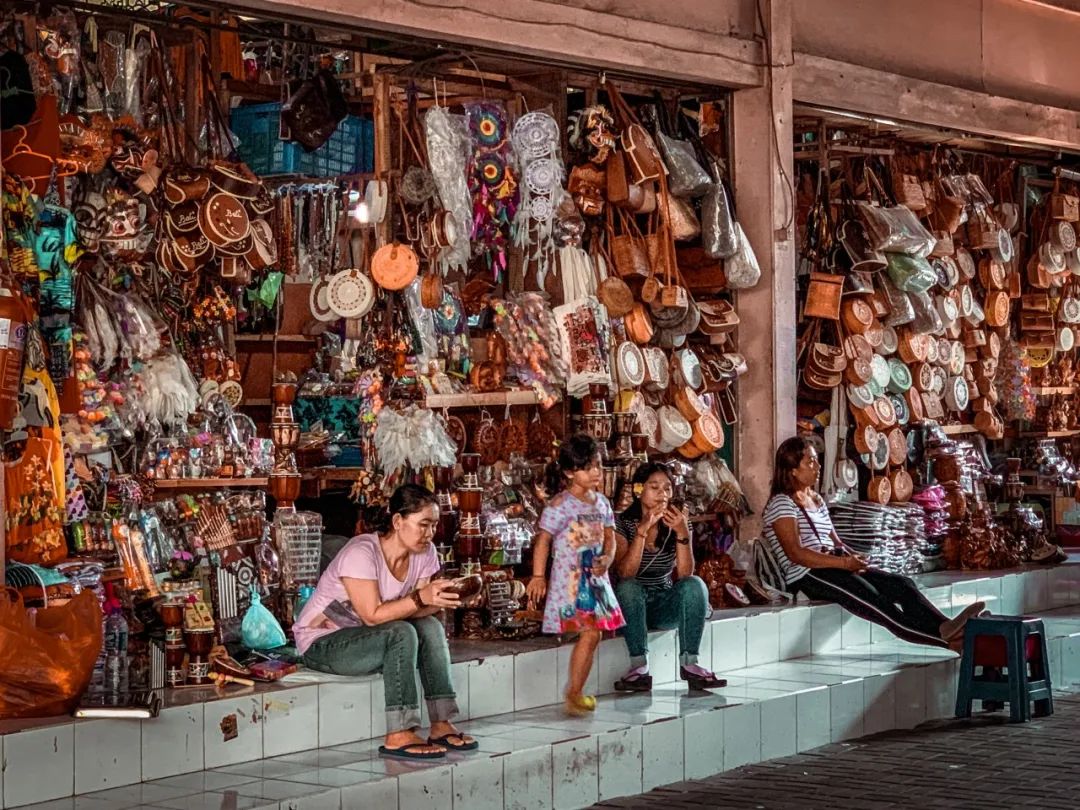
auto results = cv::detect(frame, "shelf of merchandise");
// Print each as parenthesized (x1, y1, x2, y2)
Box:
(1014, 429, 1080, 439)
(302, 467, 364, 481)
(940, 424, 980, 436)
(424, 390, 540, 409)
(152, 478, 269, 490)
(234, 334, 317, 344)
(1031, 387, 1077, 396)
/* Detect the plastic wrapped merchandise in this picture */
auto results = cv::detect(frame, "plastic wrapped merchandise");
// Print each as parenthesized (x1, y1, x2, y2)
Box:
(886, 252, 937, 293)
(274, 511, 323, 590)
(425, 106, 472, 273)
(857, 201, 937, 257)
(880, 274, 916, 327)
(909, 290, 943, 335)
(403, 277, 438, 367)
(724, 222, 761, 289)
(702, 179, 739, 260)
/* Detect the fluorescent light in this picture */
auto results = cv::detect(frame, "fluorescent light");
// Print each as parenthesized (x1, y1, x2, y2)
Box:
(75, 706, 157, 719)
(74, 691, 162, 719)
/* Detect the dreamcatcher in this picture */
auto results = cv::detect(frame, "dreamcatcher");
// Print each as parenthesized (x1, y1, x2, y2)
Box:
(466, 102, 519, 279)
(511, 110, 567, 289)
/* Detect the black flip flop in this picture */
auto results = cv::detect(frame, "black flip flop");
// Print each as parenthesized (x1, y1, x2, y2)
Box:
(614, 672, 653, 693)
(378, 742, 446, 760)
(681, 666, 727, 691)
(428, 732, 479, 751)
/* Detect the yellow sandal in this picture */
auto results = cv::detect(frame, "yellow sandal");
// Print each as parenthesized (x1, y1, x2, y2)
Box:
(564, 693, 597, 717)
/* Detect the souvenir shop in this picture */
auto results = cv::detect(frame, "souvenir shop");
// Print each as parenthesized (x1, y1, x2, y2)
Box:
(792, 107, 1077, 577)
(0, 2, 755, 716)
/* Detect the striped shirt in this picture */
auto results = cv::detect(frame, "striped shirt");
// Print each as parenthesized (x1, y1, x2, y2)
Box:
(762, 494, 837, 587)
(615, 514, 677, 590)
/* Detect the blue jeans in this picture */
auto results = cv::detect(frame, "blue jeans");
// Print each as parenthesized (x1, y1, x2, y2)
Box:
(303, 615, 459, 732)
(614, 576, 711, 669)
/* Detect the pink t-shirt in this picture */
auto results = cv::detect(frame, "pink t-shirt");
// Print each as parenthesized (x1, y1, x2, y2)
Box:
(293, 533, 441, 655)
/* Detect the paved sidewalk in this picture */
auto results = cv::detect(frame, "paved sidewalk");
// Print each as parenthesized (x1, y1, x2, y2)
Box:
(594, 694, 1080, 810)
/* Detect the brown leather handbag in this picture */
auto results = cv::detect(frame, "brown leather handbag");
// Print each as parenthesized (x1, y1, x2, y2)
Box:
(608, 208, 650, 285)
(606, 150, 632, 208)
(805, 272, 845, 321)
(604, 80, 664, 183)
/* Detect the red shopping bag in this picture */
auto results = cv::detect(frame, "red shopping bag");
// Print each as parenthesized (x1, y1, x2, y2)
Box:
(0, 589, 102, 718)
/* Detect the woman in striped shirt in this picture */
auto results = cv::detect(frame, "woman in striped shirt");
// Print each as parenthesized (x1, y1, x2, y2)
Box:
(763, 436, 984, 651)
(611, 462, 727, 693)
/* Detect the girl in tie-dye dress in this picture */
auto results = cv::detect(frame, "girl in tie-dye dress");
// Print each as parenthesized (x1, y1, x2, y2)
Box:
(526, 434, 624, 716)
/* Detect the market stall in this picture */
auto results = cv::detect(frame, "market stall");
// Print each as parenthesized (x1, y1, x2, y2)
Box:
(792, 110, 1075, 578)
(0, 3, 755, 716)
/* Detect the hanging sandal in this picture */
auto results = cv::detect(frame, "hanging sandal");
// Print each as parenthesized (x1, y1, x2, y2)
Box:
(680, 666, 728, 691)
(565, 694, 597, 717)
(428, 732, 478, 751)
(614, 670, 653, 693)
(378, 742, 447, 760)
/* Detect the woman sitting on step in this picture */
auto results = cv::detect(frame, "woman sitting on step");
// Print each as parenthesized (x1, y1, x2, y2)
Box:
(295, 484, 477, 760)
(764, 436, 984, 652)
(611, 462, 728, 693)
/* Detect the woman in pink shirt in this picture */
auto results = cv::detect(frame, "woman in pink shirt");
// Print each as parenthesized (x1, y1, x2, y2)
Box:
(295, 484, 474, 760)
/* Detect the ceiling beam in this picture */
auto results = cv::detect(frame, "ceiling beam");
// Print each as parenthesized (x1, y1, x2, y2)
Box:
(792, 52, 1080, 154)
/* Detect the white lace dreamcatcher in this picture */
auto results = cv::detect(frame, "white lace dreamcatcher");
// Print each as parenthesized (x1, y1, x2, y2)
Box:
(512, 110, 567, 291)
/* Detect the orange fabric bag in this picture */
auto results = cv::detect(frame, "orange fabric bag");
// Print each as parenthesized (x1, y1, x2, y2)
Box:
(0, 589, 102, 717)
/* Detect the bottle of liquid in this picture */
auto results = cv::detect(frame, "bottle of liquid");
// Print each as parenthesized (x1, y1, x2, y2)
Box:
(103, 608, 129, 693)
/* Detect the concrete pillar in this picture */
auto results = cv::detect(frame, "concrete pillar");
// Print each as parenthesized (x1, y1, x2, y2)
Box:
(732, 0, 797, 531)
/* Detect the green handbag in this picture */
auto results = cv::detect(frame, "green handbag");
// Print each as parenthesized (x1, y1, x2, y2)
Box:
(885, 252, 936, 293)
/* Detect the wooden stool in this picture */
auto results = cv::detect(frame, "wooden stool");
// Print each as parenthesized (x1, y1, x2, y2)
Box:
(954, 615, 1053, 723)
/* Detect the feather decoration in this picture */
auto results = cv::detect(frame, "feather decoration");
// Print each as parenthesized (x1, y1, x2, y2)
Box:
(373, 406, 457, 478)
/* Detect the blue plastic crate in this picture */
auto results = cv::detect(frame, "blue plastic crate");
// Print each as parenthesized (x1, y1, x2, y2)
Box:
(230, 102, 373, 178)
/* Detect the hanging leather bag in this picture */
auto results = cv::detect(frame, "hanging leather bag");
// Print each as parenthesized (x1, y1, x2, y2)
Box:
(282, 69, 349, 152)
(604, 80, 664, 183)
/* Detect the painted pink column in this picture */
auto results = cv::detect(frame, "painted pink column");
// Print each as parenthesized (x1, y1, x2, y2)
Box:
(731, 0, 797, 532)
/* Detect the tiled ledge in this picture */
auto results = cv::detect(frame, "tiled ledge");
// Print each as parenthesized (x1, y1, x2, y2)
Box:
(2, 562, 1078, 808)
(13, 624, 1080, 810)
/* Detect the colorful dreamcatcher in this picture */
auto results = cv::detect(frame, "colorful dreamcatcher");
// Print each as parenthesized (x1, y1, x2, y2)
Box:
(466, 102, 519, 278)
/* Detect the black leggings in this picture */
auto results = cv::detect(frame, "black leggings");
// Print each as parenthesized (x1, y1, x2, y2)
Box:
(792, 568, 950, 648)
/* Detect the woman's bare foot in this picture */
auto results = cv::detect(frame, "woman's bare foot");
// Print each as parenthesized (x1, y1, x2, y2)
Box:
(428, 720, 476, 749)
(940, 601, 986, 642)
(383, 728, 445, 756)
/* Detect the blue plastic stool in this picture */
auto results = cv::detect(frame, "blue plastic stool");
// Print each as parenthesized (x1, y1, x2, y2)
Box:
(954, 615, 1053, 723)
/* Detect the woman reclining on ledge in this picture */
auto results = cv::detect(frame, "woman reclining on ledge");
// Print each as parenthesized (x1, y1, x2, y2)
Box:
(763, 436, 984, 652)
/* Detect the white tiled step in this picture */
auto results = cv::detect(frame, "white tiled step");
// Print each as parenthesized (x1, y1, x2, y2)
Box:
(4, 562, 1080, 809)
(18, 640, 1071, 810)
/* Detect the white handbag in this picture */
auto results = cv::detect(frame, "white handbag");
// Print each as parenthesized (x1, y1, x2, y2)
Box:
(724, 222, 761, 290)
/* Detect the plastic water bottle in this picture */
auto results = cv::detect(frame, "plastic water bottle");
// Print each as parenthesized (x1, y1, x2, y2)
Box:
(103, 609, 129, 692)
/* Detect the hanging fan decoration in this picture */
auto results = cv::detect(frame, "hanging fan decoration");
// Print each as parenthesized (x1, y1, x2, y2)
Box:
(466, 102, 519, 279)
(512, 111, 567, 289)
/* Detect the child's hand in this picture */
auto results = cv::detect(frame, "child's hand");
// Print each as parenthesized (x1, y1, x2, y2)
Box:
(591, 555, 611, 577)
(526, 576, 547, 609)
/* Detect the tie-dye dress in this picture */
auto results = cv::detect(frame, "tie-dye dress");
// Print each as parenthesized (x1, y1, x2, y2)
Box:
(538, 491, 625, 634)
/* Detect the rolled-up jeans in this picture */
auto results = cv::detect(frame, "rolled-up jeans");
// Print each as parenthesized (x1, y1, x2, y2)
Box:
(303, 615, 459, 732)
(615, 576, 711, 670)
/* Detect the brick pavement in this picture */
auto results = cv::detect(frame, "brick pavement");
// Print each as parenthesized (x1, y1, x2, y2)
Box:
(594, 695, 1080, 810)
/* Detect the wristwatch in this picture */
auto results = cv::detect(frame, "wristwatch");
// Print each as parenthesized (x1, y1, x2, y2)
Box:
(411, 590, 426, 610)
(676, 536, 691, 545)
